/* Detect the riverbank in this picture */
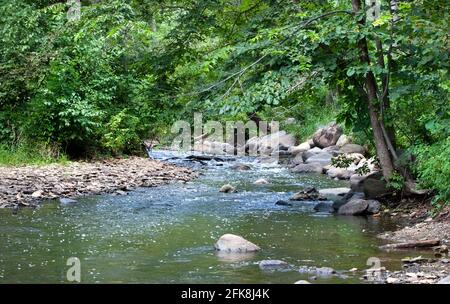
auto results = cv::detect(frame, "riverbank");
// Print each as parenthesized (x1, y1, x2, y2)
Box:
(374, 202, 450, 284)
(0, 157, 196, 209)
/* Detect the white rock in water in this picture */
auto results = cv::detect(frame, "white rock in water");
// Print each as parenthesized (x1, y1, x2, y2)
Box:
(294, 280, 311, 284)
(254, 178, 269, 185)
(259, 260, 289, 270)
(59, 197, 78, 204)
(219, 184, 235, 193)
(214, 234, 261, 253)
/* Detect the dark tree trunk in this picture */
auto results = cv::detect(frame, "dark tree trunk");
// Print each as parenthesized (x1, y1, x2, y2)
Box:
(352, 0, 395, 180)
(375, 38, 397, 153)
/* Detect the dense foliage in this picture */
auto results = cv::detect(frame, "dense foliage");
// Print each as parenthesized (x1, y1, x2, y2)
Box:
(0, 0, 448, 204)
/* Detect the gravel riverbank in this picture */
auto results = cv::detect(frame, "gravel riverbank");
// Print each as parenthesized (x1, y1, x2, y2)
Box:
(0, 157, 196, 208)
(375, 205, 450, 284)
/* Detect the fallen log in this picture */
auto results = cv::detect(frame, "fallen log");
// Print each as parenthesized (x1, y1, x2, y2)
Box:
(380, 239, 440, 250)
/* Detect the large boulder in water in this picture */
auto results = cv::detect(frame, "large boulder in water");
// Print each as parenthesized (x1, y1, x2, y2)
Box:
(338, 199, 369, 215)
(214, 234, 261, 253)
(362, 172, 394, 199)
(288, 142, 310, 155)
(338, 198, 381, 215)
(290, 153, 304, 165)
(319, 187, 351, 199)
(304, 152, 333, 166)
(313, 201, 334, 213)
(312, 123, 343, 148)
(291, 163, 323, 174)
(219, 184, 235, 193)
(290, 187, 327, 201)
(350, 174, 368, 192)
(257, 131, 296, 155)
(302, 147, 323, 161)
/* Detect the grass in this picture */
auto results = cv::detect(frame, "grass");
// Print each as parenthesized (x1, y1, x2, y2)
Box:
(0, 144, 69, 166)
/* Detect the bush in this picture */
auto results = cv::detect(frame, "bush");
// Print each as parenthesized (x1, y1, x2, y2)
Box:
(103, 109, 142, 155)
(414, 137, 450, 207)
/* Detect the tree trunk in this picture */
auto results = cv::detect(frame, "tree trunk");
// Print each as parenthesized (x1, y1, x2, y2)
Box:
(375, 38, 397, 153)
(352, 0, 395, 180)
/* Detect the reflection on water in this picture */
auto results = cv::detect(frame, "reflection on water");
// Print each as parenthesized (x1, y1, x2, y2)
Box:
(0, 151, 421, 283)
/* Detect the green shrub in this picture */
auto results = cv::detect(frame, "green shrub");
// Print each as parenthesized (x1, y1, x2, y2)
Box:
(103, 109, 142, 155)
(414, 137, 450, 207)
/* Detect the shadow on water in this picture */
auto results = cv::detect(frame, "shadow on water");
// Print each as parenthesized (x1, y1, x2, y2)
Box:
(0, 150, 427, 283)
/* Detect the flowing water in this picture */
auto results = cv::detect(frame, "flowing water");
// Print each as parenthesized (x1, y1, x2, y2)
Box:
(0, 151, 425, 283)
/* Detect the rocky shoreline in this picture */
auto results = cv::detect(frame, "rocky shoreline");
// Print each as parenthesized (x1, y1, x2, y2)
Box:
(374, 206, 450, 284)
(0, 157, 196, 209)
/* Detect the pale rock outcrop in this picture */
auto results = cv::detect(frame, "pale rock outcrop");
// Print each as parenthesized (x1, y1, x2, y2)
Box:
(214, 234, 261, 253)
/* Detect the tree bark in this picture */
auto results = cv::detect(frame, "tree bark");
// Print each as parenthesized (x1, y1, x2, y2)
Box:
(375, 38, 397, 154)
(352, 0, 395, 180)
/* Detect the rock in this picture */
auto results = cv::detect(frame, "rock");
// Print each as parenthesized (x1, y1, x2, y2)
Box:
(339, 143, 366, 155)
(275, 200, 292, 206)
(380, 239, 440, 250)
(285, 117, 296, 124)
(362, 172, 394, 199)
(437, 275, 450, 284)
(338, 199, 369, 216)
(312, 123, 343, 148)
(115, 190, 128, 196)
(231, 164, 251, 171)
(307, 138, 315, 147)
(291, 153, 304, 165)
(336, 134, 352, 147)
(219, 184, 235, 193)
(386, 277, 400, 284)
(258, 131, 297, 155)
(319, 187, 352, 197)
(401, 256, 428, 264)
(366, 199, 381, 214)
(350, 174, 368, 192)
(304, 152, 333, 166)
(59, 198, 78, 205)
(302, 147, 323, 161)
(259, 260, 289, 270)
(294, 280, 311, 284)
(31, 190, 44, 198)
(347, 153, 365, 164)
(254, 178, 269, 185)
(332, 192, 365, 211)
(288, 142, 310, 155)
(214, 234, 261, 253)
(318, 188, 351, 206)
(313, 201, 334, 213)
(315, 267, 336, 277)
(326, 166, 355, 179)
(290, 187, 327, 201)
(291, 163, 323, 174)
(322, 145, 342, 156)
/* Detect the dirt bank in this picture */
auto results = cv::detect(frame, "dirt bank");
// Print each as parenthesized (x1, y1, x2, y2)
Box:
(374, 202, 450, 284)
(0, 157, 196, 208)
